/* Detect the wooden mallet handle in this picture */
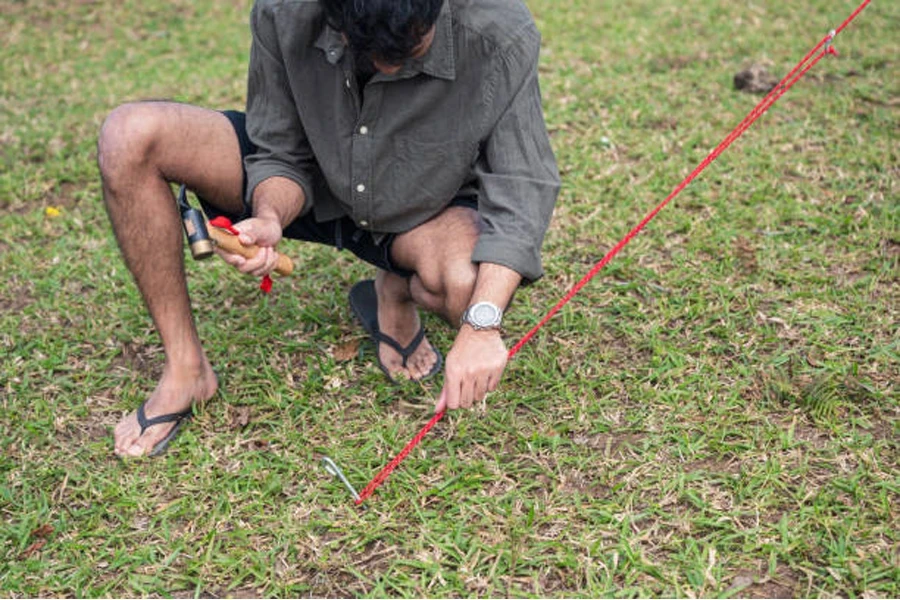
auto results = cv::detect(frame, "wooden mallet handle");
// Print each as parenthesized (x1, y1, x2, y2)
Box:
(208, 226, 294, 276)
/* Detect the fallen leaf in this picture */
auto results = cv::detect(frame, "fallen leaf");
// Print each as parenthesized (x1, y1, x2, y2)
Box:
(30, 524, 54, 538)
(19, 539, 46, 559)
(333, 340, 360, 362)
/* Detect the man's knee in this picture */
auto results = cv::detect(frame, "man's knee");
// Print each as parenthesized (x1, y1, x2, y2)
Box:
(97, 102, 164, 189)
(442, 264, 477, 305)
(415, 259, 477, 310)
(396, 204, 481, 306)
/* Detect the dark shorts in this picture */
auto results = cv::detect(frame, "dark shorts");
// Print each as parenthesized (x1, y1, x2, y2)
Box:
(198, 110, 477, 277)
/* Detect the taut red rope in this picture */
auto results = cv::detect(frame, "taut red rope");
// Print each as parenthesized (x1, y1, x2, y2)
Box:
(354, 1, 870, 505)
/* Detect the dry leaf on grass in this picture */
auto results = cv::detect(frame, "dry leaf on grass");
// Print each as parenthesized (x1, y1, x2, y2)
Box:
(19, 539, 46, 559)
(332, 340, 360, 362)
(229, 405, 251, 430)
(30, 524, 54, 538)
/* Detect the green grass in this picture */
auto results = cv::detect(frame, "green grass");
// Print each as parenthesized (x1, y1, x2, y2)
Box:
(2, 0, 898, 597)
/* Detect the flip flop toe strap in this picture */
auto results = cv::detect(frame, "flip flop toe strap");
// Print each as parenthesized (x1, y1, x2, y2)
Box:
(374, 327, 427, 368)
(136, 402, 193, 435)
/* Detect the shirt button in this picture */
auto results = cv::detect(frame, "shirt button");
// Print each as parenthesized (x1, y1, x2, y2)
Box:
(345, 78, 351, 88)
(359, 220, 369, 227)
(359, 125, 368, 135)
(356, 183, 366, 193)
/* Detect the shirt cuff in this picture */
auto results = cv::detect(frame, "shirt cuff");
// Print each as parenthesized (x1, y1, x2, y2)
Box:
(471, 234, 543, 285)
(246, 164, 315, 218)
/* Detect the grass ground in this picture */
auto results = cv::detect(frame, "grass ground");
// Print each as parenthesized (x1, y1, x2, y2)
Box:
(1, 0, 897, 597)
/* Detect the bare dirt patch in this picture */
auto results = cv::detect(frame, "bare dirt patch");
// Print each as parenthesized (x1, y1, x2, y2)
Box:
(43, 182, 81, 209)
(0, 278, 36, 314)
(8, 181, 84, 215)
(881, 237, 900, 259)
(571, 431, 646, 456)
(728, 565, 803, 598)
(58, 417, 108, 446)
(683, 455, 741, 475)
(109, 341, 163, 380)
(733, 235, 759, 274)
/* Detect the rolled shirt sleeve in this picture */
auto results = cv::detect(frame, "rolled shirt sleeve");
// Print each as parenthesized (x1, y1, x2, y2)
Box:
(244, 2, 318, 213)
(472, 25, 561, 284)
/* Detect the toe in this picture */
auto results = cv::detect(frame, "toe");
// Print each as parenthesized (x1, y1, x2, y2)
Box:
(377, 346, 408, 381)
(113, 413, 140, 455)
(123, 422, 172, 458)
(114, 414, 173, 458)
(123, 442, 149, 458)
(409, 343, 438, 381)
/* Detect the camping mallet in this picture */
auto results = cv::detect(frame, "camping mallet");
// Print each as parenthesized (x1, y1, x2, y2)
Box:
(176, 184, 295, 275)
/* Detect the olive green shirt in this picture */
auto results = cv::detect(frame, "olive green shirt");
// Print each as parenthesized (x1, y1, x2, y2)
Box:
(245, 0, 560, 281)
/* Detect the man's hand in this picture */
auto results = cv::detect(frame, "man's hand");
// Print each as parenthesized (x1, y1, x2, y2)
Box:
(217, 175, 304, 277)
(435, 326, 508, 412)
(215, 216, 284, 277)
(434, 262, 521, 413)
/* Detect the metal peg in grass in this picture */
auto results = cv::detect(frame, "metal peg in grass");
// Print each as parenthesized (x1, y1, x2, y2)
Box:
(321, 456, 364, 505)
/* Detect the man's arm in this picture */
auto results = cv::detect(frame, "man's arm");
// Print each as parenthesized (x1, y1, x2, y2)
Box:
(469, 25, 560, 284)
(436, 24, 560, 412)
(436, 262, 521, 412)
(252, 176, 306, 228)
(244, 2, 317, 216)
(217, 2, 314, 276)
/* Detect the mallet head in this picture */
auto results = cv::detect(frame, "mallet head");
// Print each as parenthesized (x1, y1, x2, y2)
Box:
(176, 184, 214, 260)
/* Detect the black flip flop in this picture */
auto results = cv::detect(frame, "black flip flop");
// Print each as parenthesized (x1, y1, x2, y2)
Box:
(136, 401, 193, 457)
(349, 279, 443, 383)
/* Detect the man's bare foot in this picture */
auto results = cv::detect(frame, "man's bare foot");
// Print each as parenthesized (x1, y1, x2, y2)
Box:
(113, 361, 218, 457)
(375, 272, 440, 381)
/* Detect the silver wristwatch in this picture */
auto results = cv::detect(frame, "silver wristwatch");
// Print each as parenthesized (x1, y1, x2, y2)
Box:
(461, 301, 504, 331)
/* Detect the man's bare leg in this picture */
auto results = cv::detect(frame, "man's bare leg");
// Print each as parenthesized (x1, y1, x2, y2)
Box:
(97, 102, 245, 457)
(373, 206, 481, 381)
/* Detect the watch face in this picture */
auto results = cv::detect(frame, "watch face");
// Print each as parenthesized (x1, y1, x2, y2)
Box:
(470, 302, 500, 327)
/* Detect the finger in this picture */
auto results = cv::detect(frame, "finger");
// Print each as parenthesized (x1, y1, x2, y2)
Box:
(435, 389, 447, 413)
(473, 376, 488, 407)
(443, 375, 462, 411)
(215, 247, 247, 269)
(459, 376, 476, 409)
(248, 247, 274, 277)
(263, 249, 280, 276)
(222, 251, 259, 276)
(235, 218, 282, 248)
(231, 221, 257, 245)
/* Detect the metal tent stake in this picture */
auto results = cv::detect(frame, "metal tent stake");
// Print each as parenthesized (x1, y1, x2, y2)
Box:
(321, 456, 363, 504)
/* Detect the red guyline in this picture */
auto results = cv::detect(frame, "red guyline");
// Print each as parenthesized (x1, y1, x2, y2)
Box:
(354, 0, 870, 506)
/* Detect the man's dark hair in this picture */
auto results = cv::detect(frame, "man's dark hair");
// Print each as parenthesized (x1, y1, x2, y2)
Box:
(320, 0, 443, 66)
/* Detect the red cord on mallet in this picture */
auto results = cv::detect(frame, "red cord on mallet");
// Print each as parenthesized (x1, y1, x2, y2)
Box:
(353, 0, 870, 506)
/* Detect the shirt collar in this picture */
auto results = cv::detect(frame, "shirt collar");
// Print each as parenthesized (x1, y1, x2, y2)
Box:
(314, 0, 456, 81)
(407, 0, 456, 81)
(315, 22, 346, 65)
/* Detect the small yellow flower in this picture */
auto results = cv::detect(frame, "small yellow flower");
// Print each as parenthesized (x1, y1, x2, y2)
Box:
(45, 206, 62, 218)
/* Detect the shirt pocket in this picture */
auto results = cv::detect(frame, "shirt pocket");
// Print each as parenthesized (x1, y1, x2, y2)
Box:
(390, 137, 478, 211)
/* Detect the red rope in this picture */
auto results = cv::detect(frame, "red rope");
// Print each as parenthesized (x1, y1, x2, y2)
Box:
(354, 410, 445, 503)
(354, 1, 869, 505)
